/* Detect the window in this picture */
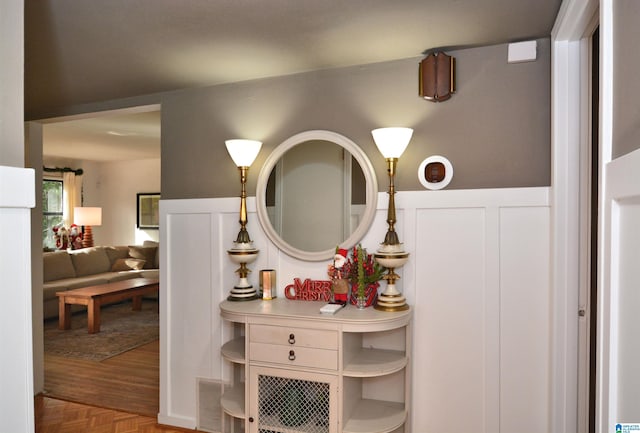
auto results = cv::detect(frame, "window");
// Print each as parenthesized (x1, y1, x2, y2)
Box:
(43, 179, 63, 250)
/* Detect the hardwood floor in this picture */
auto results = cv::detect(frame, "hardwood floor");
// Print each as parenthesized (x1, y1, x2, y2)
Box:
(40, 304, 205, 432)
(44, 340, 160, 417)
(40, 339, 199, 432)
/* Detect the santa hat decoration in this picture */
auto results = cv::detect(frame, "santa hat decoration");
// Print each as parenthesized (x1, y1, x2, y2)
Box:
(333, 248, 348, 270)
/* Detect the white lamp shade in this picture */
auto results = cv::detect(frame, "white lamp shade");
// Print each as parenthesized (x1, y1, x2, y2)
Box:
(225, 139, 262, 167)
(371, 127, 413, 158)
(74, 207, 102, 226)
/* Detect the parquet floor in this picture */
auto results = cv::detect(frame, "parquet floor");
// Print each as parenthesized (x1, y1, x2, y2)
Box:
(34, 396, 196, 432)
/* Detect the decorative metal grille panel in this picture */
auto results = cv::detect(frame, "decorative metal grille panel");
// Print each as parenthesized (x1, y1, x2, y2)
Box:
(258, 375, 330, 433)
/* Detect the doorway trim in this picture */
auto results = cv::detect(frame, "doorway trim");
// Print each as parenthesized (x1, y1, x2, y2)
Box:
(551, 0, 600, 431)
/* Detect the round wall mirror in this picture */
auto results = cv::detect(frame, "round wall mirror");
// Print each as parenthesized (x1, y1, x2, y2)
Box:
(256, 130, 378, 261)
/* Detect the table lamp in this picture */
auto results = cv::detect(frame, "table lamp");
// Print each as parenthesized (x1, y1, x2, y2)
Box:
(74, 207, 102, 248)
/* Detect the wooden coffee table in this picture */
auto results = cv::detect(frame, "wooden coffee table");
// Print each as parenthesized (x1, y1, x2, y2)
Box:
(56, 278, 159, 334)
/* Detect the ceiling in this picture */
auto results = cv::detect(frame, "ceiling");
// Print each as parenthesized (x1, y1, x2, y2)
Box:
(41, 110, 161, 162)
(25, 0, 562, 162)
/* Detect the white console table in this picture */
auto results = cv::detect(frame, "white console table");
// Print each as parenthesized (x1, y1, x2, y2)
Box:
(216, 298, 412, 433)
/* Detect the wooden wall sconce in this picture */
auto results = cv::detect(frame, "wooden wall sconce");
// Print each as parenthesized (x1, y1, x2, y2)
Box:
(419, 52, 455, 102)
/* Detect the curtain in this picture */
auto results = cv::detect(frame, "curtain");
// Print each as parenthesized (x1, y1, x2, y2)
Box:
(62, 171, 83, 226)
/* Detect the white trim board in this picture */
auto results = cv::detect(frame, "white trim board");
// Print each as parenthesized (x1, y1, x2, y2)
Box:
(551, 0, 600, 430)
(0, 166, 35, 433)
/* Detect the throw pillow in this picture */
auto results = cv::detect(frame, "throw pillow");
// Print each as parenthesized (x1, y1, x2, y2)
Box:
(128, 246, 157, 269)
(143, 240, 160, 268)
(104, 246, 129, 266)
(111, 258, 146, 271)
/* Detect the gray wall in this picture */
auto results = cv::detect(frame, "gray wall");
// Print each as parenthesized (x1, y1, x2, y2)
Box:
(613, 0, 640, 158)
(0, 1, 24, 166)
(162, 39, 551, 199)
(26, 38, 552, 199)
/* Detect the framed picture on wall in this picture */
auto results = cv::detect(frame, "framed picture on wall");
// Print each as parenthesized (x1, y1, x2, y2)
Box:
(137, 192, 160, 229)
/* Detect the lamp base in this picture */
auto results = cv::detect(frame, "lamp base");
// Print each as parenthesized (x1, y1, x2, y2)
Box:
(227, 246, 260, 302)
(373, 252, 410, 312)
(374, 293, 409, 311)
(227, 290, 260, 302)
(227, 277, 260, 301)
(82, 225, 94, 248)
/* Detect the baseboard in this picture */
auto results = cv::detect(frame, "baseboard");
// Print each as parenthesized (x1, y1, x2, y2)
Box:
(157, 413, 197, 430)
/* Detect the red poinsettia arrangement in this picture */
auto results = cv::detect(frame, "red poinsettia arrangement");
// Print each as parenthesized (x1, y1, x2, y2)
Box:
(328, 244, 385, 307)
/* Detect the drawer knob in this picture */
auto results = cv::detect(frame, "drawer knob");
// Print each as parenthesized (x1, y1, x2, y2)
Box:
(288, 350, 296, 361)
(248, 416, 254, 423)
(288, 334, 295, 344)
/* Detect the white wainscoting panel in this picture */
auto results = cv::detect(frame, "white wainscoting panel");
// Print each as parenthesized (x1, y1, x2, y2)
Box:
(159, 196, 274, 428)
(615, 198, 640, 420)
(160, 210, 213, 427)
(403, 187, 550, 433)
(415, 207, 488, 432)
(160, 198, 232, 427)
(499, 206, 550, 433)
(598, 148, 640, 429)
(159, 187, 553, 432)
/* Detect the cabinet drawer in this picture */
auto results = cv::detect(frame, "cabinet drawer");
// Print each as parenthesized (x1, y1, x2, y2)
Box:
(250, 342, 338, 370)
(250, 325, 337, 350)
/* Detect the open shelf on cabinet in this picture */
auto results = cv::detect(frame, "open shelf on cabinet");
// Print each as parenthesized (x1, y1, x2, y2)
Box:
(342, 369, 406, 433)
(221, 386, 245, 418)
(221, 336, 245, 364)
(342, 399, 406, 433)
(257, 414, 330, 433)
(343, 347, 407, 377)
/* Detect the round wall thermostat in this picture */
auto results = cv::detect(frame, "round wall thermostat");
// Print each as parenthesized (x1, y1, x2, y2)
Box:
(418, 155, 453, 190)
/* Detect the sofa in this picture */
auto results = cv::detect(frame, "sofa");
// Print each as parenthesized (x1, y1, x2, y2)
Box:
(42, 241, 159, 320)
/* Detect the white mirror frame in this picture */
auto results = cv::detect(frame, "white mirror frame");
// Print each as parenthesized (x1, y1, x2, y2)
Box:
(256, 130, 378, 262)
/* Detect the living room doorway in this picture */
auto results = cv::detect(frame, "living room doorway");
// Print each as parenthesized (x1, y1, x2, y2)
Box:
(29, 104, 162, 417)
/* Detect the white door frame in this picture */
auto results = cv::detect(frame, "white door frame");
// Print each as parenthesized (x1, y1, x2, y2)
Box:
(551, 0, 602, 431)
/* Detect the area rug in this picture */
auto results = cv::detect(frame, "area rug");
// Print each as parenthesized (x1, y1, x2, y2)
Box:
(44, 300, 159, 362)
